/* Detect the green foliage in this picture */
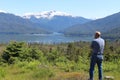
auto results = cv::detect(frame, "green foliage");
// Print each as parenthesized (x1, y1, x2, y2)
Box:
(16, 60, 55, 79)
(104, 41, 120, 61)
(32, 67, 54, 79)
(1, 41, 45, 64)
(66, 43, 80, 62)
(0, 68, 6, 79)
(67, 43, 76, 61)
(46, 49, 61, 63)
(0, 41, 120, 80)
(2, 41, 26, 64)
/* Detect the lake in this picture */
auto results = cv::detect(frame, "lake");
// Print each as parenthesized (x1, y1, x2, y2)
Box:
(0, 32, 93, 44)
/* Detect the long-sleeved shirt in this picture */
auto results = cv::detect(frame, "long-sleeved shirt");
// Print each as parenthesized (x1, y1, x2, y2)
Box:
(91, 37, 105, 55)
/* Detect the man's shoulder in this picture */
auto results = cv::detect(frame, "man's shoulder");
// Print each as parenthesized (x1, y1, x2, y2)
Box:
(96, 37, 104, 40)
(93, 38, 104, 42)
(98, 37, 104, 40)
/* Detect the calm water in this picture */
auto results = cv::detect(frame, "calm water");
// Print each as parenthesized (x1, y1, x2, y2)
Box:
(0, 33, 93, 44)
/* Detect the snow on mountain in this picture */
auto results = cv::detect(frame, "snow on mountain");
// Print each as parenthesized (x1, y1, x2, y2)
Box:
(23, 11, 74, 19)
(0, 11, 51, 34)
(0, 10, 7, 13)
(23, 11, 92, 32)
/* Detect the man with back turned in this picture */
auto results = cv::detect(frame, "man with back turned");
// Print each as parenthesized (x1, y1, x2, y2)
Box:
(89, 31, 105, 80)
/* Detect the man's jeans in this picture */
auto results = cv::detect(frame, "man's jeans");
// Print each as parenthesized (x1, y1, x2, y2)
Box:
(89, 55, 103, 80)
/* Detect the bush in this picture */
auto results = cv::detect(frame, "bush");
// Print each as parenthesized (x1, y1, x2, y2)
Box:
(1, 41, 46, 64)
(2, 41, 26, 64)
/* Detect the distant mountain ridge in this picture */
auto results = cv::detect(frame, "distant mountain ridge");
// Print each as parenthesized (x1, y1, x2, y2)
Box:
(63, 12, 120, 39)
(23, 11, 92, 32)
(0, 12, 50, 34)
(1, 10, 120, 40)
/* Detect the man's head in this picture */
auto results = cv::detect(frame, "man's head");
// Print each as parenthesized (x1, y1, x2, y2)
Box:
(94, 31, 101, 39)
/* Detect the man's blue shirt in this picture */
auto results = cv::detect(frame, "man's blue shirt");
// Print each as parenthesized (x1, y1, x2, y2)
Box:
(91, 37, 105, 55)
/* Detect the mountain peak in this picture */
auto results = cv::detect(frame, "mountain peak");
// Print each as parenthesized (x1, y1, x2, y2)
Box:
(23, 11, 73, 19)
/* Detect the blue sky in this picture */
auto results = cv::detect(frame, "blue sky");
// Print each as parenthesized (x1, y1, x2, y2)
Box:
(0, 0, 120, 19)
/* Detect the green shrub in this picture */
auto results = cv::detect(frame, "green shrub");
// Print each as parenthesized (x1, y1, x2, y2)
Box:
(2, 41, 27, 64)
(46, 49, 61, 62)
(1, 41, 46, 64)
(25, 60, 40, 71)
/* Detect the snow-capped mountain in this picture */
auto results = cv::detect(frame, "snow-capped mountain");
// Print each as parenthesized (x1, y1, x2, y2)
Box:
(23, 11, 92, 32)
(23, 11, 73, 19)
(0, 12, 50, 34)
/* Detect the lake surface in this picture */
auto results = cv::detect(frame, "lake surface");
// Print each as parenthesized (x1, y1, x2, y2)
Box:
(0, 33, 93, 44)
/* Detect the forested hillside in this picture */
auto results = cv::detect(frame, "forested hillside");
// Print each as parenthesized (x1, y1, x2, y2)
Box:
(0, 12, 50, 34)
(63, 12, 120, 39)
(103, 27, 120, 39)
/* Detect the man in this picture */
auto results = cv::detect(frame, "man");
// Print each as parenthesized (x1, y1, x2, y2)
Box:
(89, 31, 105, 80)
